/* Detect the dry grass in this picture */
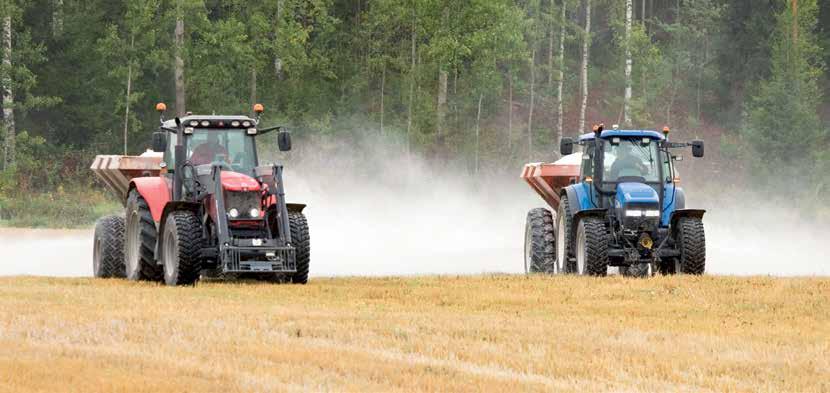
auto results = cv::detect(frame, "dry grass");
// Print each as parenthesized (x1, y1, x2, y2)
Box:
(0, 275, 827, 392)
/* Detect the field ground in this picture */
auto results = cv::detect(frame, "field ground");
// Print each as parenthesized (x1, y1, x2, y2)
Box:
(0, 275, 827, 392)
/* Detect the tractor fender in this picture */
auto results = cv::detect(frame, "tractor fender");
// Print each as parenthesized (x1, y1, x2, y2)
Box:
(669, 209, 706, 232)
(286, 203, 307, 213)
(154, 201, 203, 261)
(570, 208, 607, 248)
(563, 186, 580, 216)
(661, 185, 686, 227)
(130, 177, 171, 223)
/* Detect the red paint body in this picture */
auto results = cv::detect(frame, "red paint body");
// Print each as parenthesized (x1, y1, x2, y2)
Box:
(132, 171, 272, 223)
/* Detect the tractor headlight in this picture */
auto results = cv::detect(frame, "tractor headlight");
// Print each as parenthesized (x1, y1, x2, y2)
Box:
(625, 209, 660, 217)
(228, 208, 240, 218)
(249, 208, 260, 218)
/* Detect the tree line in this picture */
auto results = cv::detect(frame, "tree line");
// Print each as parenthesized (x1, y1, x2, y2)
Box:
(0, 0, 827, 195)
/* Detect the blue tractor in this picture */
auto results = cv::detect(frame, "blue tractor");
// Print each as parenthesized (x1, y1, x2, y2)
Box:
(522, 124, 706, 276)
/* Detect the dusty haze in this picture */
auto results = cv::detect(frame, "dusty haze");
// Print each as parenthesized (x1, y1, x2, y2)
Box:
(0, 135, 826, 277)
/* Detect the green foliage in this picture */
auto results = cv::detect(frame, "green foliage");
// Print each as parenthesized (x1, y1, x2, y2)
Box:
(0, 0, 829, 227)
(744, 0, 826, 193)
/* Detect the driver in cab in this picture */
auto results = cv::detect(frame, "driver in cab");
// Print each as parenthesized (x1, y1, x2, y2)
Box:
(190, 133, 228, 166)
(608, 143, 648, 180)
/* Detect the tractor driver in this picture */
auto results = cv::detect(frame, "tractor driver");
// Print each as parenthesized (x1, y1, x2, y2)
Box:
(190, 133, 229, 166)
(608, 143, 649, 180)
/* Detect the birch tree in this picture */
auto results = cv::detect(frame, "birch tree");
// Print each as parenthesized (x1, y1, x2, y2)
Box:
(2, 13, 14, 168)
(577, 0, 591, 134)
(623, 0, 633, 126)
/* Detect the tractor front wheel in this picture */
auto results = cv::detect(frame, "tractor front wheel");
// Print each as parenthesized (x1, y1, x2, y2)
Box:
(677, 217, 706, 275)
(161, 210, 204, 286)
(288, 212, 310, 284)
(524, 208, 555, 274)
(556, 196, 575, 273)
(574, 217, 608, 276)
(93, 215, 126, 278)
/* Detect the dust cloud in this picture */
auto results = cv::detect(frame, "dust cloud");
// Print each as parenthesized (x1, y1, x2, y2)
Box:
(0, 133, 826, 277)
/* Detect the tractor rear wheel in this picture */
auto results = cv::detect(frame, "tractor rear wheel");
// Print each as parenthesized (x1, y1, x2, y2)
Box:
(161, 210, 204, 286)
(92, 215, 126, 278)
(574, 217, 608, 276)
(556, 196, 575, 274)
(524, 208, 555, 274)
(125, 190, 162, 281)
(677, 217, 706, 275)
(288, 212, 310, 284)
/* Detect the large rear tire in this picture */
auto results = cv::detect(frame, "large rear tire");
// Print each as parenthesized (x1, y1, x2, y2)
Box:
(289, 212, 310, 284)
(524, 208, 555, 274)
(556, 196, 575, 273)
(161, 210, 204, 286)
(92, 215, 126, 278)
(677, 217, 706, 275)
(125, 190, 162, 281)
(574, 217, 608, 276)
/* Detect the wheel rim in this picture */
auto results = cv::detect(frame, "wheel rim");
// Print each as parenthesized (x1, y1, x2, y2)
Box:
(125, 210, 140, 278)
(93, 236, 102, 275)
(556, 214, 566, 273)
(163, 225, 177, 283)
(524, 223, 533, 274)
(576, 223, 586, 275)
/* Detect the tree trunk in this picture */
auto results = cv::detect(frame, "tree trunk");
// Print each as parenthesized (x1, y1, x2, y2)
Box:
(52, 0, 64, 38)
(624, 0, 633, 126)
(379, 62, 385, 135)
(528, 49, 536, 160)
(174, 16, 186, 117)
(578, 0, 591, 134)
(406, 15, 416, 158)
(274, 0, 284, 79)
(250, 67, 257, 111)
(508, 71, 513, 150)
(436, 69, 448, 143)
(475, 93, 483, 175)
(547, 0, 555, 90)
(2, 16, 15, 169)
(123, 34, 135, 155)
(556, 0, 566, 145)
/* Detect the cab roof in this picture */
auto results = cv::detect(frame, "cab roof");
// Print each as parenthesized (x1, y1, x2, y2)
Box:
(578, 129, 665, 142)
(161, 115, 257, 129)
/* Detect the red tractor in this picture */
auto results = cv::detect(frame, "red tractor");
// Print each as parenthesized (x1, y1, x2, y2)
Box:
(91, 103, 310, 285)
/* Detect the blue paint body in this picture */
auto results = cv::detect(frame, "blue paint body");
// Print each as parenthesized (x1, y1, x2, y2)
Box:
(564, 130, 683, 228)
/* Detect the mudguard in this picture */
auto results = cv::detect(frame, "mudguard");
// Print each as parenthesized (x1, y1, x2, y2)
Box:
(130, 177, 171, 222)
(661, 185, 686, 227)
(670, 209, 706, 231)
(286, 203, 307, 213)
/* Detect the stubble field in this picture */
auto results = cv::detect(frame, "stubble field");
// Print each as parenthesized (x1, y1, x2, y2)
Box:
(0, 275, 827, 392)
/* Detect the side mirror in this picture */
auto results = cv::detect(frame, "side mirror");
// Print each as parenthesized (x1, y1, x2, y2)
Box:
(691, 140, 704, 158)
(560, 137, 574, 156)
(152, 132, 167, 152)
(278, 130, 292, 152)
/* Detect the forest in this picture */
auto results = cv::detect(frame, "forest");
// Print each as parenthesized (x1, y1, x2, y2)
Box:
(0, 0, 828, 225)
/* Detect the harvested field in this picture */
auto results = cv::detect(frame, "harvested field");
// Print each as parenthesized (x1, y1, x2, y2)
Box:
(0, 275, 827, 392)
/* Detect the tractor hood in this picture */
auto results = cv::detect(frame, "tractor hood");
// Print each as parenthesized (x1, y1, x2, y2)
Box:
(615, 182, 659, 207)
(220, 171, 261, 192)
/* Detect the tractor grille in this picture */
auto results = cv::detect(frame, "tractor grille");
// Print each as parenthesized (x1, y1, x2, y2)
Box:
(222, 246, 296, 273)
(224, 191, 261, 219)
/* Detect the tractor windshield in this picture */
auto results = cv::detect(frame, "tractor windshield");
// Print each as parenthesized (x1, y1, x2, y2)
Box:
(602, 138, 661, 183)
(165, 129, 257, 173)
